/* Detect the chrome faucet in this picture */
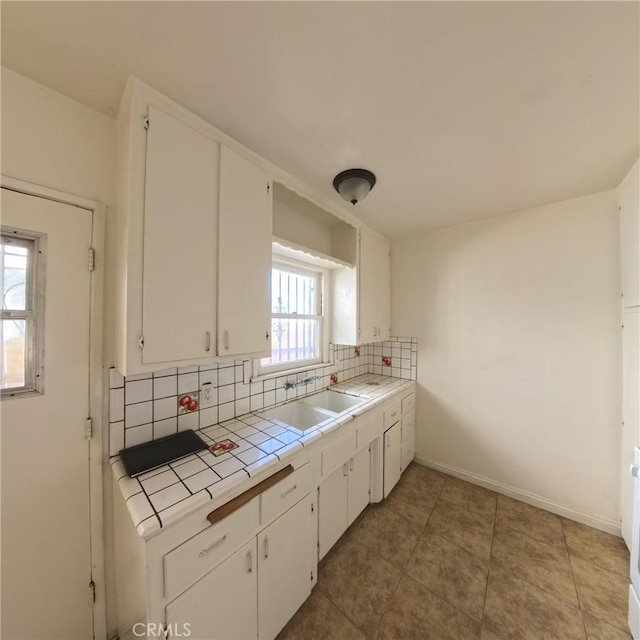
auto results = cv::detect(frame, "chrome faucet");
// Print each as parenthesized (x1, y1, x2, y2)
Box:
(283, 375, 320, 390)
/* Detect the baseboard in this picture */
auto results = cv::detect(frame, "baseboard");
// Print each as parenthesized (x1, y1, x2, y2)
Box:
(414, 456, 622, 537)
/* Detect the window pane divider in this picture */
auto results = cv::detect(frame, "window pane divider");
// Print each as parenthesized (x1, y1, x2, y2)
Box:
(272, 313, 321, 321)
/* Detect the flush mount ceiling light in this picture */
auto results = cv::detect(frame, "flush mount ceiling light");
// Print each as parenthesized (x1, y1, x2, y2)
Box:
(333, 169, 376, 206)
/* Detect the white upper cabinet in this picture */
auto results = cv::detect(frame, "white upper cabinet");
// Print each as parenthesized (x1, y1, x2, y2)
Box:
(359, 227, 391, 343)
(142, 105, 219, 365)
(113, 81, 274, 375)
(218, 146, 272, 357)
(620, 160, 640, 309)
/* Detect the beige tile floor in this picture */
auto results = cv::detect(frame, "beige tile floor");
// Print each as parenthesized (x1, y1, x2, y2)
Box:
(278, 462, 632, 640)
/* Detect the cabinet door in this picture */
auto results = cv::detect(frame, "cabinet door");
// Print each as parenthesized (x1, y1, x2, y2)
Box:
(621, 309, 640, 546)
(348, 447, 371, 526)
(165, 538, 257, 640)
(142, 105, 218, 364)
(258, 496, 313, 640)
(383, 421, 402, 498)
(620, 161, 640, 309)
(218, 145, 272, 357)
(358, 228, 379, 344)
(377, 234, 391, 339)
(401, 412, 416, 473)
(359, 227, 391, 343)
(318, 463, 349, 560)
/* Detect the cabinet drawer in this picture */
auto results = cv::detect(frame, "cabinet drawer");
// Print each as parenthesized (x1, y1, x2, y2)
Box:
(164, 496, 259, 601)
(356, 413, 382, 450)
(260, 462, 311, 525)
(321, 430, 357, 477)
(384, 401, 401, 429)
(401, 393, 415, 415)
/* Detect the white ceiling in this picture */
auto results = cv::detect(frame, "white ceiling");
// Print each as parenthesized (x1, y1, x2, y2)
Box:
(2, 1, 638, 237)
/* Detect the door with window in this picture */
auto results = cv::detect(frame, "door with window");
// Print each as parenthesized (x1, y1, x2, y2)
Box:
(1, 188, 94, 639)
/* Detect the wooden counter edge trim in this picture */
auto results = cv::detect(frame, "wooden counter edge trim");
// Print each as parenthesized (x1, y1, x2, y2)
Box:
(206, 464, 294, 526)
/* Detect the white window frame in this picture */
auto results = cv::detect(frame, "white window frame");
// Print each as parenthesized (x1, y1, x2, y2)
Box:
(256, 257, 329, 377)
(0, 227, 46, 398)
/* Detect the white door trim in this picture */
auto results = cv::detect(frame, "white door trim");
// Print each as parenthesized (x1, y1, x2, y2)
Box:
(1, 174, 107, 640)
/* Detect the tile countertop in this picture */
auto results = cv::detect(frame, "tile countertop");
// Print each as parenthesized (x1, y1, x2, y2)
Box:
(111, 374, 414, 538)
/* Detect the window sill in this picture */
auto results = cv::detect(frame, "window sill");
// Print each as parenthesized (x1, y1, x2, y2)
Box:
(251, 360, 334, 383)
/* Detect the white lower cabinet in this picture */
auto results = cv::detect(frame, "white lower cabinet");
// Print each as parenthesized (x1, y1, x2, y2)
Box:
(401, 412, 416, 473)
(383, 421, 402, 498)
(318, 447, 370, 560)
(258, 496, 313, 639)
(318, 463, 348, 560)
(165, 538, 258, 640)
(348, 447, 371, 526)
(165, 494, 312, 640)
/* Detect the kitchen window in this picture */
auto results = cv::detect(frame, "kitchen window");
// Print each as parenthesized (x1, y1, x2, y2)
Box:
(257, 259, 326, 375)
(1, 228, 45, 397)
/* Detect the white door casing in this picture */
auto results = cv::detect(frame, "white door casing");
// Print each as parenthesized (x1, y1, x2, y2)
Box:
(0, 183, 105, 640)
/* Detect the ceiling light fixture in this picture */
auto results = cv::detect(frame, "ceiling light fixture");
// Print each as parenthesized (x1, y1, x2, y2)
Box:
(333, 169, 376, 206)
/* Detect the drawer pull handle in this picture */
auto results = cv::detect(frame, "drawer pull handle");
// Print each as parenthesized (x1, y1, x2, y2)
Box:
(198, 534, 227, 557)
(350, 458, 354, 472)
(343, 463, 348, 477)
(247, 550, 253, 573)
(264, 535, 269, 559)
(390, 411, 397, 418)
(280, 484, 298, 499)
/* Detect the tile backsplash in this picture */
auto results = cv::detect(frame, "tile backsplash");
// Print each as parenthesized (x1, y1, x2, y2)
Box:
(108, 337, 417, 455)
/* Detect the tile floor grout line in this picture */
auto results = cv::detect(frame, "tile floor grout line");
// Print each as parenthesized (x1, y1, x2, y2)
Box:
(373, 483, 440, 636)
(370, 564, 404, 639)
(561, 518, 590, 640)
(365, 467, 447, 639)
(479, 489, 500, 639)
(315, 531, 388, 639)
(371, 472, 490, 636)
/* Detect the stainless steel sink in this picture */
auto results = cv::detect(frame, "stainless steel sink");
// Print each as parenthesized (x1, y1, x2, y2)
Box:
(301, 390, 365, 414)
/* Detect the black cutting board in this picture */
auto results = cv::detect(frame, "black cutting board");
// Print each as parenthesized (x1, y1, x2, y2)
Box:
(119, 429, 208, 477)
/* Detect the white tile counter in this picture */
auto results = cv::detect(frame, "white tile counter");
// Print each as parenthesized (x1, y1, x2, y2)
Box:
(111, 374, 414, 538)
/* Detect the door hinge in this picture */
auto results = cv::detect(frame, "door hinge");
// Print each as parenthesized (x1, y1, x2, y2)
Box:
(267, 183, 271, 195)
(88, 580, 96, 607)
(138, 336, 144, 350)
(311, 501, 314, 513)
(88, 247, 95, 271)
(310, 570, 314, 582)
(143, 116, 150, 130)
(85, 417, 93, 440)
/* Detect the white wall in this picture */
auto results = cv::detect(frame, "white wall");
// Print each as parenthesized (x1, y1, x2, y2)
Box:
(392, 191, 622, 530)
(1, 67, 119, 637)
(1, 67, 115, 204)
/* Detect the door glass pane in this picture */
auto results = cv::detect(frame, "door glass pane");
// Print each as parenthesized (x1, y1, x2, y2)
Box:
(265, 318, 319, 365)
(272, 268, 317, 315)
(1, 318, 27, 389)
(1, 240, 29, 311)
